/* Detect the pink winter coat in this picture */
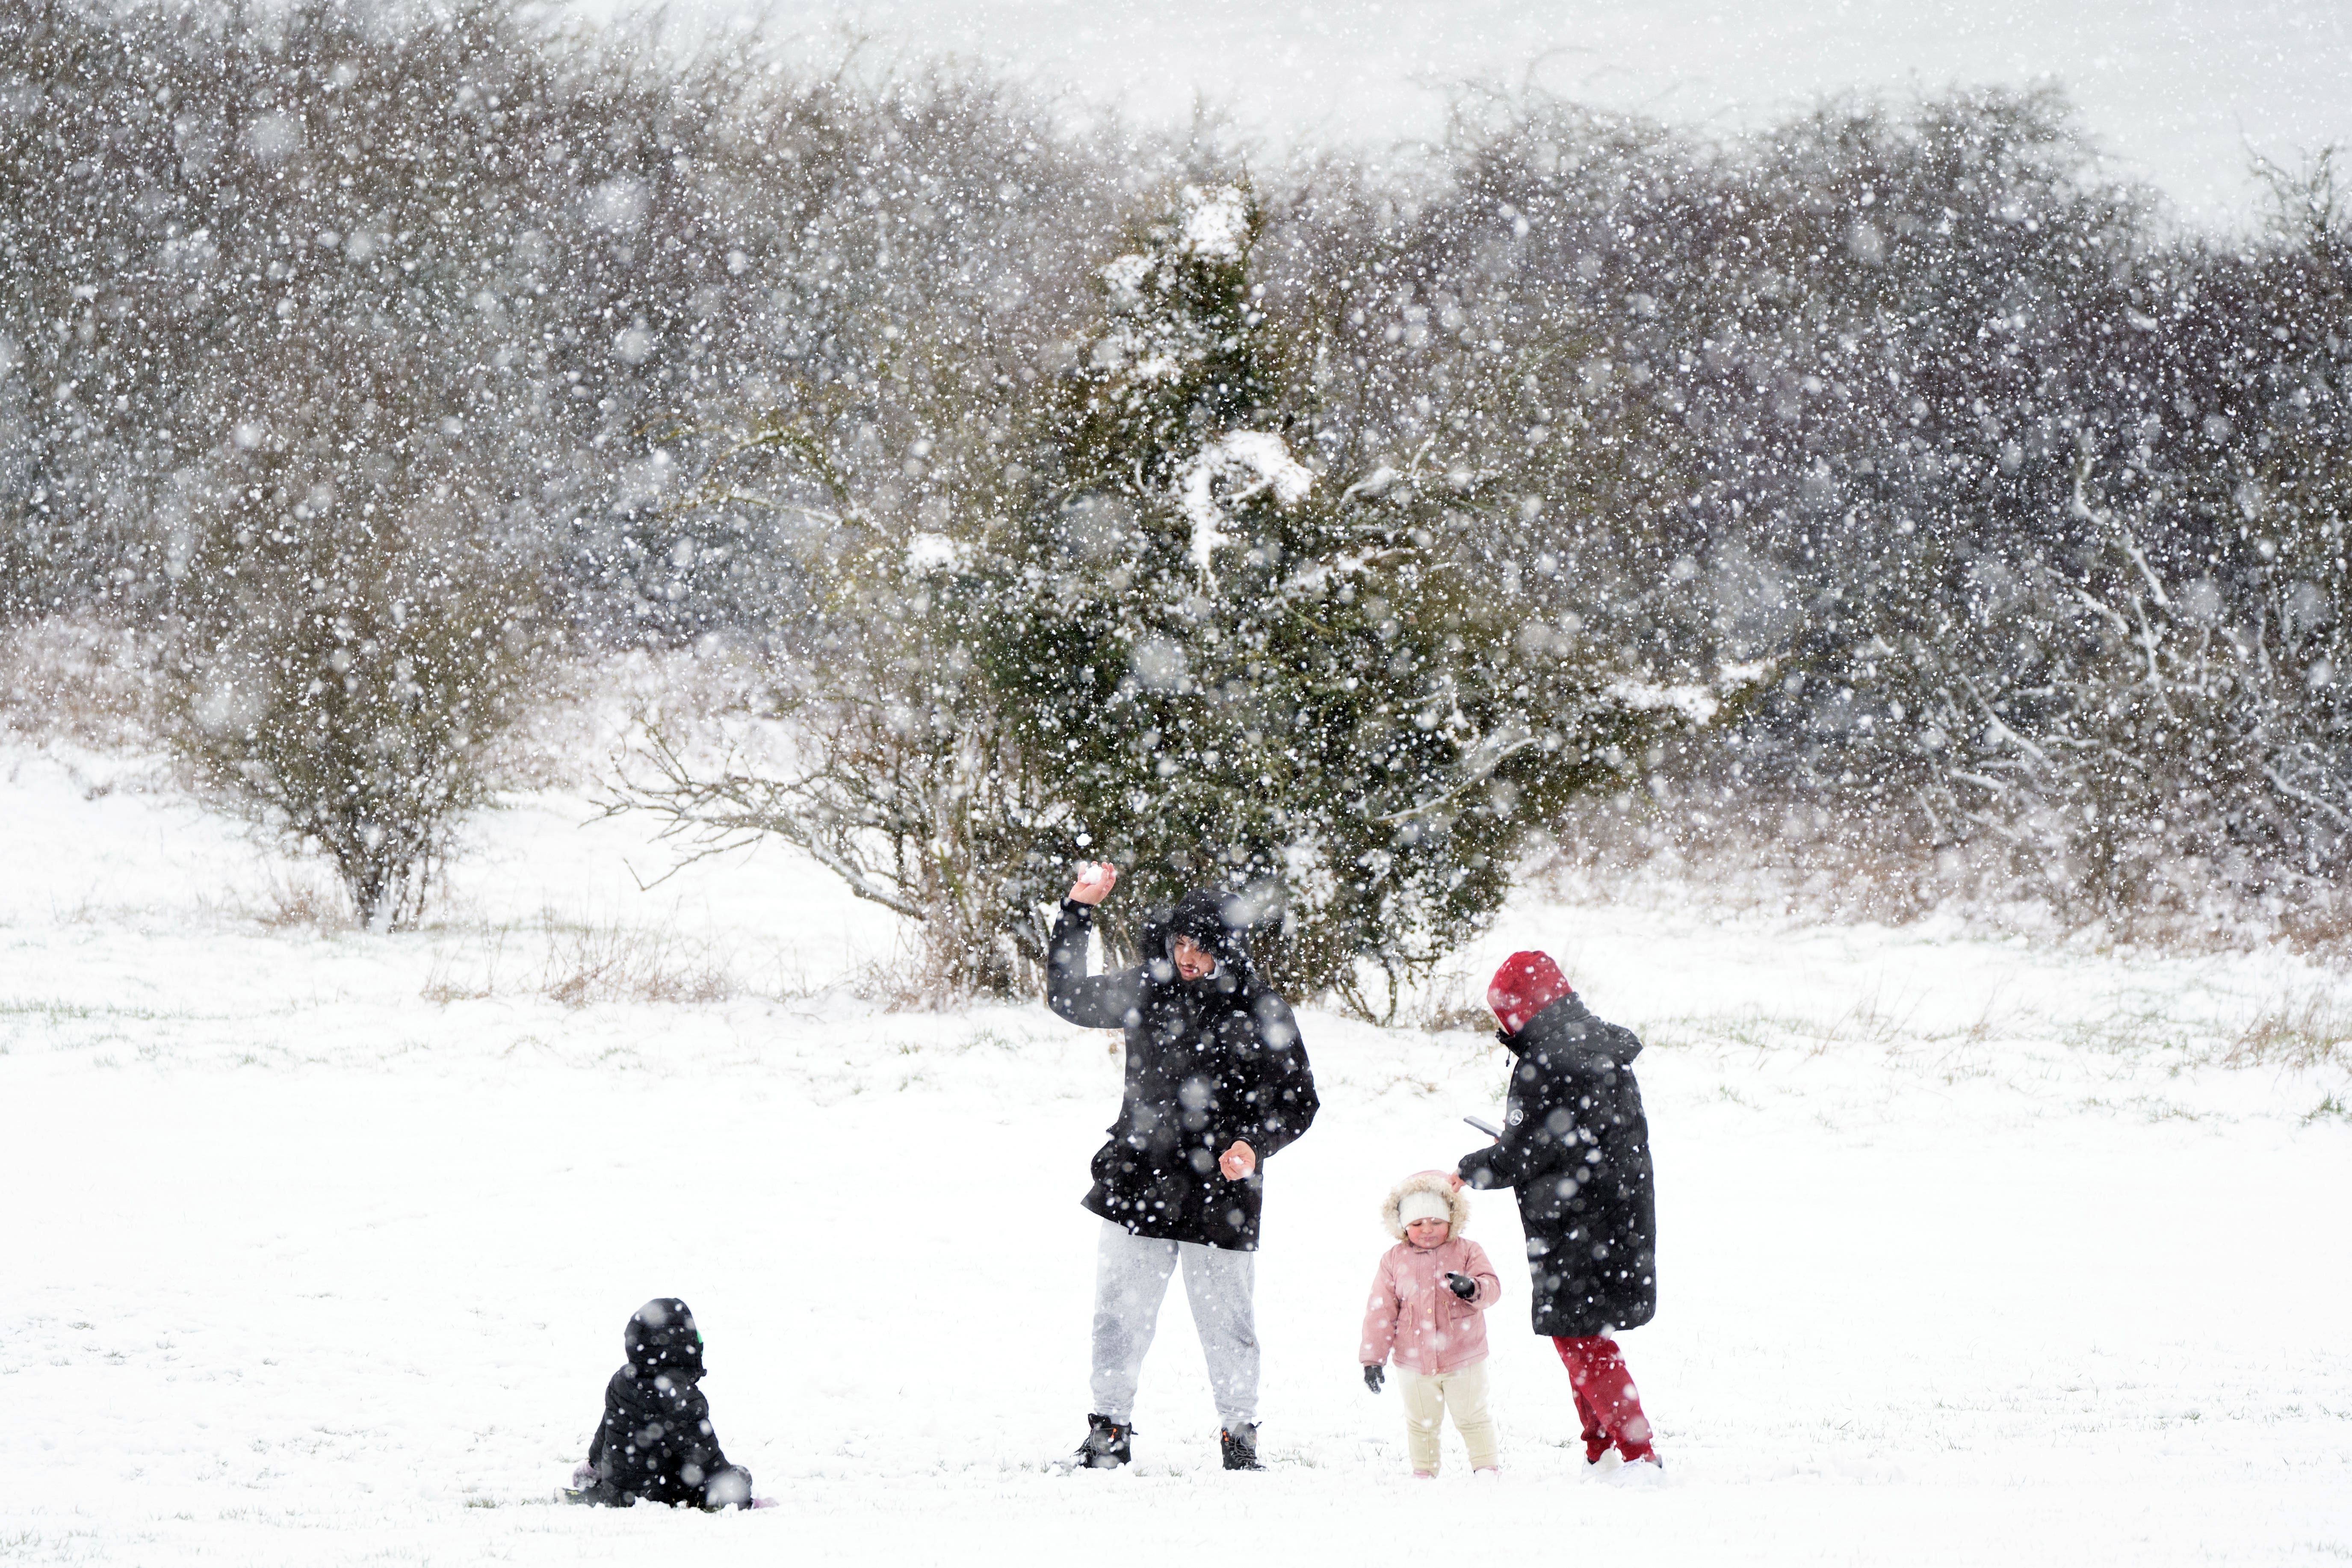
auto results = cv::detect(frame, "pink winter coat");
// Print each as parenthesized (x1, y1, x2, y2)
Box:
(1360, 1237, 1502, 1375)
(1358, 1172, 1501, 1376)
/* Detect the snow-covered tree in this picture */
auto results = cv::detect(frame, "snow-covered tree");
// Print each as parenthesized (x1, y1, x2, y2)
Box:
(165, 381, 549, 928)
(981, 183, 1716, 1007)
(1901, 449, 2350, 921)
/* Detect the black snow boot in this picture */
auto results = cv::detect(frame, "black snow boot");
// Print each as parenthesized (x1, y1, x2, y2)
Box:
(1219, 1423, 1264, 1471)
(1073, 1413, 1132, 1469)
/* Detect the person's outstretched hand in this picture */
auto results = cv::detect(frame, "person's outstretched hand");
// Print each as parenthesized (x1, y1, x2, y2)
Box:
(1218, 1140, 1256, 1179)
(1445, 1271, 1478, 1300)
(1363, 1364, 1385, 1394)
(1068, 861, 1117, 906)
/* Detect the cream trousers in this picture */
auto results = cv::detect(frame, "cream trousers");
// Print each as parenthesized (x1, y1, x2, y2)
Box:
(1398, 1358, 1498, 1474)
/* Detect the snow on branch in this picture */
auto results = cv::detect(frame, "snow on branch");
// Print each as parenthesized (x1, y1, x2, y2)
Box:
(1178, 431, 1315, 578)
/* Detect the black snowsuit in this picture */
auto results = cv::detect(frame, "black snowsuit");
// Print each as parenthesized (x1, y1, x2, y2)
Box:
(576, 1298, 752, 1510)
(1047, 889, 1319, 1251)
(1457, 995, 1658, 1338)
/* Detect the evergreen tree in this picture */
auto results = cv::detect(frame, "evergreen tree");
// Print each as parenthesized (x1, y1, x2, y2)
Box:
(983, 183, 1702, 1007)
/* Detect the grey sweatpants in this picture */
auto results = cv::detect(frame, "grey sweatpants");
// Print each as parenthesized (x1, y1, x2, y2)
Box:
(1089, 1219, 1259, 1428)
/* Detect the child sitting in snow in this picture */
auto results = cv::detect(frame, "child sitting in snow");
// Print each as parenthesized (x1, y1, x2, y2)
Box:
(1359, 1171, 1503, 1477)
(566, 1297, 755, 1510)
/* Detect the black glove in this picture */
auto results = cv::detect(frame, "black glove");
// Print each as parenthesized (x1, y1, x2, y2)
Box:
(1362, 1363, 1385, 1393)
(1445, 1271, 1478, 1300)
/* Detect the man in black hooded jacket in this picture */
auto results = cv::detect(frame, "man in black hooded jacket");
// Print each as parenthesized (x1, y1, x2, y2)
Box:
(1046, 862, 1319, 1472)
(567, 1297, 754, 1509)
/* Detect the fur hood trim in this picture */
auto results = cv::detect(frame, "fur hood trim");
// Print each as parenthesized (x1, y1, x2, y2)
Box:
(1380, 1169, 1472, 1240)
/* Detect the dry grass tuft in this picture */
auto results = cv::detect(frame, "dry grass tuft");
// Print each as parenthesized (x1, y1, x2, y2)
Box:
(419, 930, 510, 1004)
(539, 921, 735, 1007)
(1418, 998, 1497, 1035)
(2225, 992, 2352, 1072)
(420, 917, 741, 1007)
(1404, 959, 1495, 1035)
(244, 870, 358, 933)
(849, 945, 970, 1012)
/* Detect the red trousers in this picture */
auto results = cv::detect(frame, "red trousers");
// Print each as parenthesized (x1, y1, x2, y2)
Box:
(1552, 1335, 1656, 1463)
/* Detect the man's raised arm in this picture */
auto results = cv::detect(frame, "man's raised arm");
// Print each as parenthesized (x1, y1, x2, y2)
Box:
(1046, 862, 1140, 1029)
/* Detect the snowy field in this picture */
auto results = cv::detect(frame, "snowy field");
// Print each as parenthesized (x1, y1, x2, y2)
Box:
(600, 0, 2352, 231)
(4, 738, 2350, 1566)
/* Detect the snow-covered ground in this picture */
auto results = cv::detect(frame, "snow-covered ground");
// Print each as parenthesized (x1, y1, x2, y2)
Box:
(593, 0, 2352, 232)
(4, 738, 2349, 1565)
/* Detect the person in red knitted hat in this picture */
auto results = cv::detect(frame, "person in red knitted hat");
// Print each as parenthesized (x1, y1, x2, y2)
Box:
(1458, 951, 1663, 1475)
(1485, 950, 1575, 1036)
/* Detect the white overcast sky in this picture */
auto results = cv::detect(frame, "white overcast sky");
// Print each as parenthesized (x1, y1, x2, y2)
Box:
(594, 0, 2352, 232)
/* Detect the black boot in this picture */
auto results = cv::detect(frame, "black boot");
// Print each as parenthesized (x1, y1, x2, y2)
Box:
(1219, 1423, 1264, 1471)
(1073, 1413, 1132, 1469)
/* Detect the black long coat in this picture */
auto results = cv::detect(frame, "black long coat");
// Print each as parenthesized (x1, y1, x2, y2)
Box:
(1047, 890, 1319, 1251)
(583, 1299, 747, 1509)
(1458, 995, 1658, 1338)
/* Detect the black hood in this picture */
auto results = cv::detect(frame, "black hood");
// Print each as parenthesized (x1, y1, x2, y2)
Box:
(623, 1297, 705, 1379)
(1138, 888, 1254, 988)
(1503, 994, 1642, 1067)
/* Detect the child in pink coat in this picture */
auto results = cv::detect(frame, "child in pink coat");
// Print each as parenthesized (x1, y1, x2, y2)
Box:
(1359, 1169, 1503, 1476)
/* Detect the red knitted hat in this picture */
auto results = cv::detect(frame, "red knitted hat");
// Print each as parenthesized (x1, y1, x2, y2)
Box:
(1486, 951, 1573, 1036)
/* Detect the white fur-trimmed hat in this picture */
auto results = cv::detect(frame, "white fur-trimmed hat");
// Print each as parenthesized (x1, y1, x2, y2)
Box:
(1380, 1169, 1473, 1240)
